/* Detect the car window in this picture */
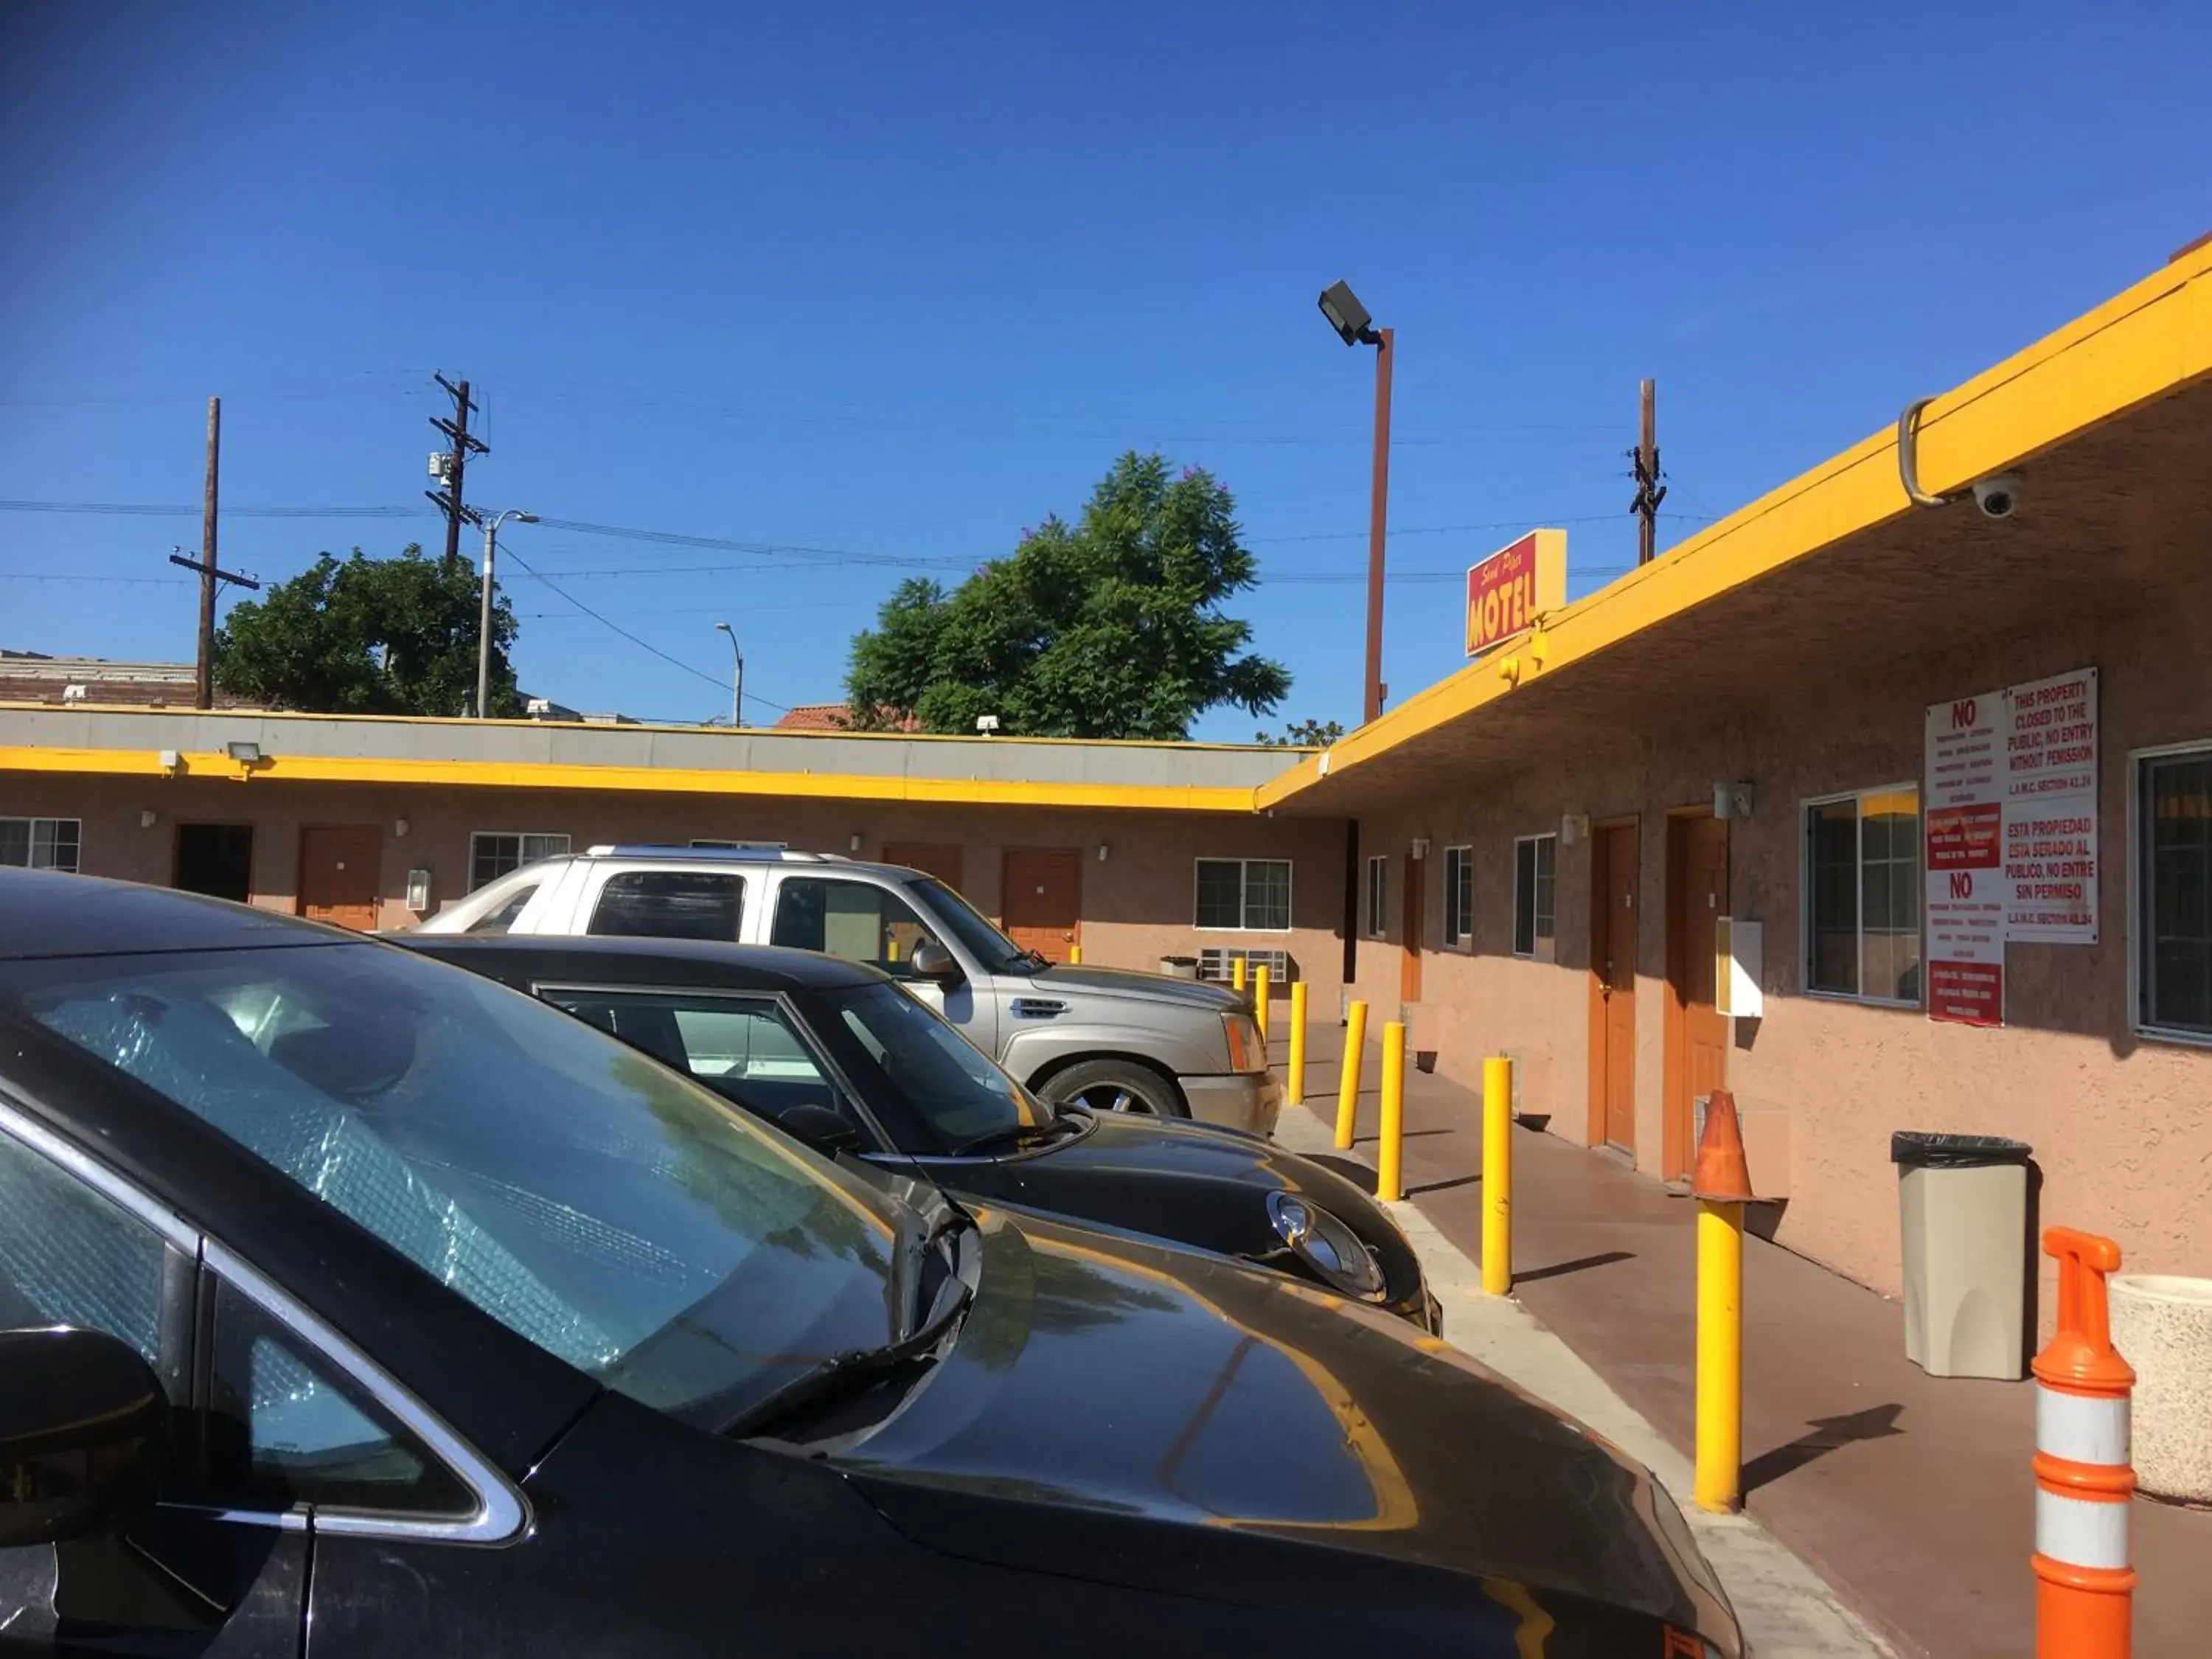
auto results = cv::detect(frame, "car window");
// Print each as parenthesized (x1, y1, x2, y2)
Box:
(771, 877, 931, 977)
(4, 941, 904, 1429)
(540, 989, 859, 1136)
(206, 1275, 473, 1517)
(909, 877, 1030, 973)
(0, 1127, 166, 1366)
(588, 871, 745, 942)
(803, 983, 1046, 1154)
(465, 877, 540, 935)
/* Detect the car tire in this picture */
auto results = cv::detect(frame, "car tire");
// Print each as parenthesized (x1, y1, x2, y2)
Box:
(1040, 1059, 1183, 1118)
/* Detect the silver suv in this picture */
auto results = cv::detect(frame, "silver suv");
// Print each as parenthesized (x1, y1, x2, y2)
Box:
(414, 844, 1281, 1133)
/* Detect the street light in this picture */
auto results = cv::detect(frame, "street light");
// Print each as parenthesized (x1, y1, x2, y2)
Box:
(477, 509, 537, 718)
(714, 621, 744, 727)
(1316, 279, 1393, 726)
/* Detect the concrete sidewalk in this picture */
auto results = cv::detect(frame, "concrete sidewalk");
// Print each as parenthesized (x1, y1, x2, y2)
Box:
(1272, 1029, 2212, 1659)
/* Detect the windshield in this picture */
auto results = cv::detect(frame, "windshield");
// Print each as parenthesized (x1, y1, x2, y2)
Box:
(1, 940, 906, 1428)
(804, 983, 1049, 1155)
(910, 877, 1034, 973)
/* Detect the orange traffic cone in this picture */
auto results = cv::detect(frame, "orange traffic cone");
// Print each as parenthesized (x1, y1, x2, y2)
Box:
(1692, 1088, 1755, 1203)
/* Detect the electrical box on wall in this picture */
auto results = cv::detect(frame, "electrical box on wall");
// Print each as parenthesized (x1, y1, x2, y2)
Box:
(405, 868, 432, 914)
(1715, 917, 1764, 1018)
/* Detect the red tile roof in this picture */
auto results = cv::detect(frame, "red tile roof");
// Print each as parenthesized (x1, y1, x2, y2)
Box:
(773, 703, 919, 732)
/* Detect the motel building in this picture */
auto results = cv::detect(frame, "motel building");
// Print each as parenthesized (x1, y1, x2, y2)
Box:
(4, 243, 2211, 1307)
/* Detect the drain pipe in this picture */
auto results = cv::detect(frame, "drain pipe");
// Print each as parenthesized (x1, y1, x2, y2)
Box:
(1896, 397, 1950, 507)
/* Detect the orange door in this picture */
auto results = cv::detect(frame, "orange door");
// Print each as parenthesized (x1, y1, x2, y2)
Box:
(883, 842, 966, 893)
(297, 826, 382, 931)
(1399, 850, 1425, 1003)
(1663, 814, 1729, 1180)
(1590, 822, 1639, 1152)
(1001, 847, 1081, 963)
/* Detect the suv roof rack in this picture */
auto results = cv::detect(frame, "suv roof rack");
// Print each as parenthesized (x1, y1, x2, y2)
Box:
(582, 843, 846, 862)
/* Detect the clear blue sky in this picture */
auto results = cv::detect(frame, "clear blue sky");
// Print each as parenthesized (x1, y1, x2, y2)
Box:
(3, 2, 2205, 737)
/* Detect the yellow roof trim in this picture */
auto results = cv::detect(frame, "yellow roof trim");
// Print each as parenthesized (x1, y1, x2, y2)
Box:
(1257, 241, 2212, 813)
(0, 747, 1257, 814)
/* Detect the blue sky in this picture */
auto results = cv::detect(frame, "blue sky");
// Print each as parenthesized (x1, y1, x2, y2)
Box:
(3, 2, 2206, 738)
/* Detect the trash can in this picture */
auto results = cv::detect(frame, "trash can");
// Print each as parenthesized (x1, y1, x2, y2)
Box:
(1158, 955, 1200, 981)
(1891, 1132, 2032, 1380)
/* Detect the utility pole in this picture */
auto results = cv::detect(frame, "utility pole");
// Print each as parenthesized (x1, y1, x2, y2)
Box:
(170, 397, 260, 697)
(427, 375, 487, 574)
(477, 509, 536, 717)
(1364, 327, 1394, 723)
(1632, 378, 1666, 566)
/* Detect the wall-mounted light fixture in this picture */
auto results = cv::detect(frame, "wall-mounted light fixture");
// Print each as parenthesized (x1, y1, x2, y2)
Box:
(1714, 782, 1756, 820)
(139, 810, 159, 830)
(849, 833, 863, 854)
(225, 740, 262, 765)
(1097, 844, 1110, 863)
(1561, 813, 1590, 846)
(394, 818, 411, 838)
(1410, 838, 1430, 860)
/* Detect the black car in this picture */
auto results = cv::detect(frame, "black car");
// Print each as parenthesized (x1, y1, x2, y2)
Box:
(0, 871, 1739, 1658)
(397, 932, 1441, 1330)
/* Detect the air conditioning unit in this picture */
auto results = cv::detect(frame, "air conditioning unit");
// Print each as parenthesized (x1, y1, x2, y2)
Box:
(1197, 947, 1294, 984)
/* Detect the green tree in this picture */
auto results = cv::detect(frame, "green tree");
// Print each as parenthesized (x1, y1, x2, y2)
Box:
(214, 545, 523, 715)
(1256, 717, 1344, 747)
(844, 453, 1290, 739)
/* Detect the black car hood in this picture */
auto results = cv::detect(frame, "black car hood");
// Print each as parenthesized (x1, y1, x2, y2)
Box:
(835, 1208, 1733, 1642)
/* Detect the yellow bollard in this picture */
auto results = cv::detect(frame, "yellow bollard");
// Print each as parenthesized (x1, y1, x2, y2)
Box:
(1286, 981, 1308, 1105)
(1377, 1020, 1406, 1202)
(1068, 939, 1082, 965)
(1695, 1201, 1745, 1512)
(1481, 1054, 1513, 1295)
(1231, 956, 1248, 993)
(1252, 962, 1270, 1045)
(1692, 1088, 1753, 1513)
(1334, 1000, 1367, 1149)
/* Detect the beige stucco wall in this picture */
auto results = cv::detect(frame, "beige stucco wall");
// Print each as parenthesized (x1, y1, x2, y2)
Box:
(0, 777, 1351, 1009)
(1336, 568, 2212, 1299)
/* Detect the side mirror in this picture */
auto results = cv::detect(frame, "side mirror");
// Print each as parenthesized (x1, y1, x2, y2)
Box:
(909, 938, 964, 986)
(775, 1102, 863, 1157)
(0, 1326, 168, 1548)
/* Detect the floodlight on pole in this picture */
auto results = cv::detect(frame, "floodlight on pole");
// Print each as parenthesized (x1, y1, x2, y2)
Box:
(1317, 279, 1393, 725)
(714, 621, 744, 726)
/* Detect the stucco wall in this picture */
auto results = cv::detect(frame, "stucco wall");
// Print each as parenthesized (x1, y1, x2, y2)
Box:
(0, 777, 1350, 1007)
(1335, 570, 2212, 1298)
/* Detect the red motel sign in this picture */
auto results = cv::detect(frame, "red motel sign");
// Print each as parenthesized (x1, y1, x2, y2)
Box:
(1465, 529, 1568, 658)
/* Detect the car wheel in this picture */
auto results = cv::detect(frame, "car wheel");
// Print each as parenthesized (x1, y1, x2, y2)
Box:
(1041, 1060, 1181, 1118)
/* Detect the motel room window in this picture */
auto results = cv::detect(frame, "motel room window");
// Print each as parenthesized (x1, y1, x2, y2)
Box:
(1194, 858, 1291, 931)
(469, 831, 571, 891)
(1365, 855, 1388, 938)
(1804, 787, 1921, 1004)
(1442, 845, 1474, 947)
(0, 817, 80, 874)
(1513, 835, 1556, 961)
(2140, 748, 2212, 1040)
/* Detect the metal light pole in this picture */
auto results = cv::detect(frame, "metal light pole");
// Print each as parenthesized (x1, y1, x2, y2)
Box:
(1318, 281, 1394, 726)
(477, 509, 536, 717)
(714, 621, 743, 726)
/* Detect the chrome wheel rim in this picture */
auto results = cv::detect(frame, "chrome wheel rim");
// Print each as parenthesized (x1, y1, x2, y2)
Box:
(1070, 1082, 1155, 1115)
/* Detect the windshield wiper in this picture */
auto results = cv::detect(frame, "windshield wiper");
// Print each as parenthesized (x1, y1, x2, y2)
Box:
(718, 1268, 973, 1442)
(947, 1119, 1062, 1158)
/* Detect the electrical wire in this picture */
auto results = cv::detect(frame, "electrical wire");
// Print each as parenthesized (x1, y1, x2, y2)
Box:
(497, 543, 788, 714)
(0, 499, 423, 519)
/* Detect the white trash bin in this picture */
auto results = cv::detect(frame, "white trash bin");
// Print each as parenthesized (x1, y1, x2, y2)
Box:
(1891, 1131, 2032, 1380)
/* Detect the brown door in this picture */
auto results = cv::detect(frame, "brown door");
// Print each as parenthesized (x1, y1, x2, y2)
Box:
(1001, 847, 1081, 964)
(1587, 822, 1639, 1152)
(1663, 814, 1729, 1180)
(1399, 849, 1425, 1003)
(297, 826, 382, 931)
(883, 842, 966, 893)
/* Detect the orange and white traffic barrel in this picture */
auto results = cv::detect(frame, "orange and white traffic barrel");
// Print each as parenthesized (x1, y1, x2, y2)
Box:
(2031, 1226, 2135, 1659)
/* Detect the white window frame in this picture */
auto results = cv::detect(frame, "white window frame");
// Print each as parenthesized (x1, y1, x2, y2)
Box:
(1441, 844, 1474, 948)
(468, 831, 571, 891)
(1365, 855, 1388, 939)
(1798, 784, 1922, 1009)
(1512, 834, 1557, 961)
(1192, 858, 1293, 932)
(2129, 740, 2212, 1048)
(0, 815, 81, 873)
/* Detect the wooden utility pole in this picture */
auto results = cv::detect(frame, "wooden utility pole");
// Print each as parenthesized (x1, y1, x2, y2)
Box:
(1363, 327, 1394, 723)
(1632, 378, 1666, 566)
(170, 396, 260, 696)
(197, 397, 220, 707)
(428, 375, 487, 574)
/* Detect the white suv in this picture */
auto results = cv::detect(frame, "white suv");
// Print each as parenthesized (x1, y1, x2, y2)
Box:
(414, 844, 1279, 1133)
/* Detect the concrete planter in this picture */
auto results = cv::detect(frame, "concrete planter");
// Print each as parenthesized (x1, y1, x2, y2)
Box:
(2110, 1274, 2212, 1504)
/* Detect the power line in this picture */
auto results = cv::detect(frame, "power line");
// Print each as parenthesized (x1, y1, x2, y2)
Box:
(497, 543, 788, 714)
(0, 499, 423, 518)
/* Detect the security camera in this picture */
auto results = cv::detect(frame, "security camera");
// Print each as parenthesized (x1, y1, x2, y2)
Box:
(1971, 474, 2021, 519)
